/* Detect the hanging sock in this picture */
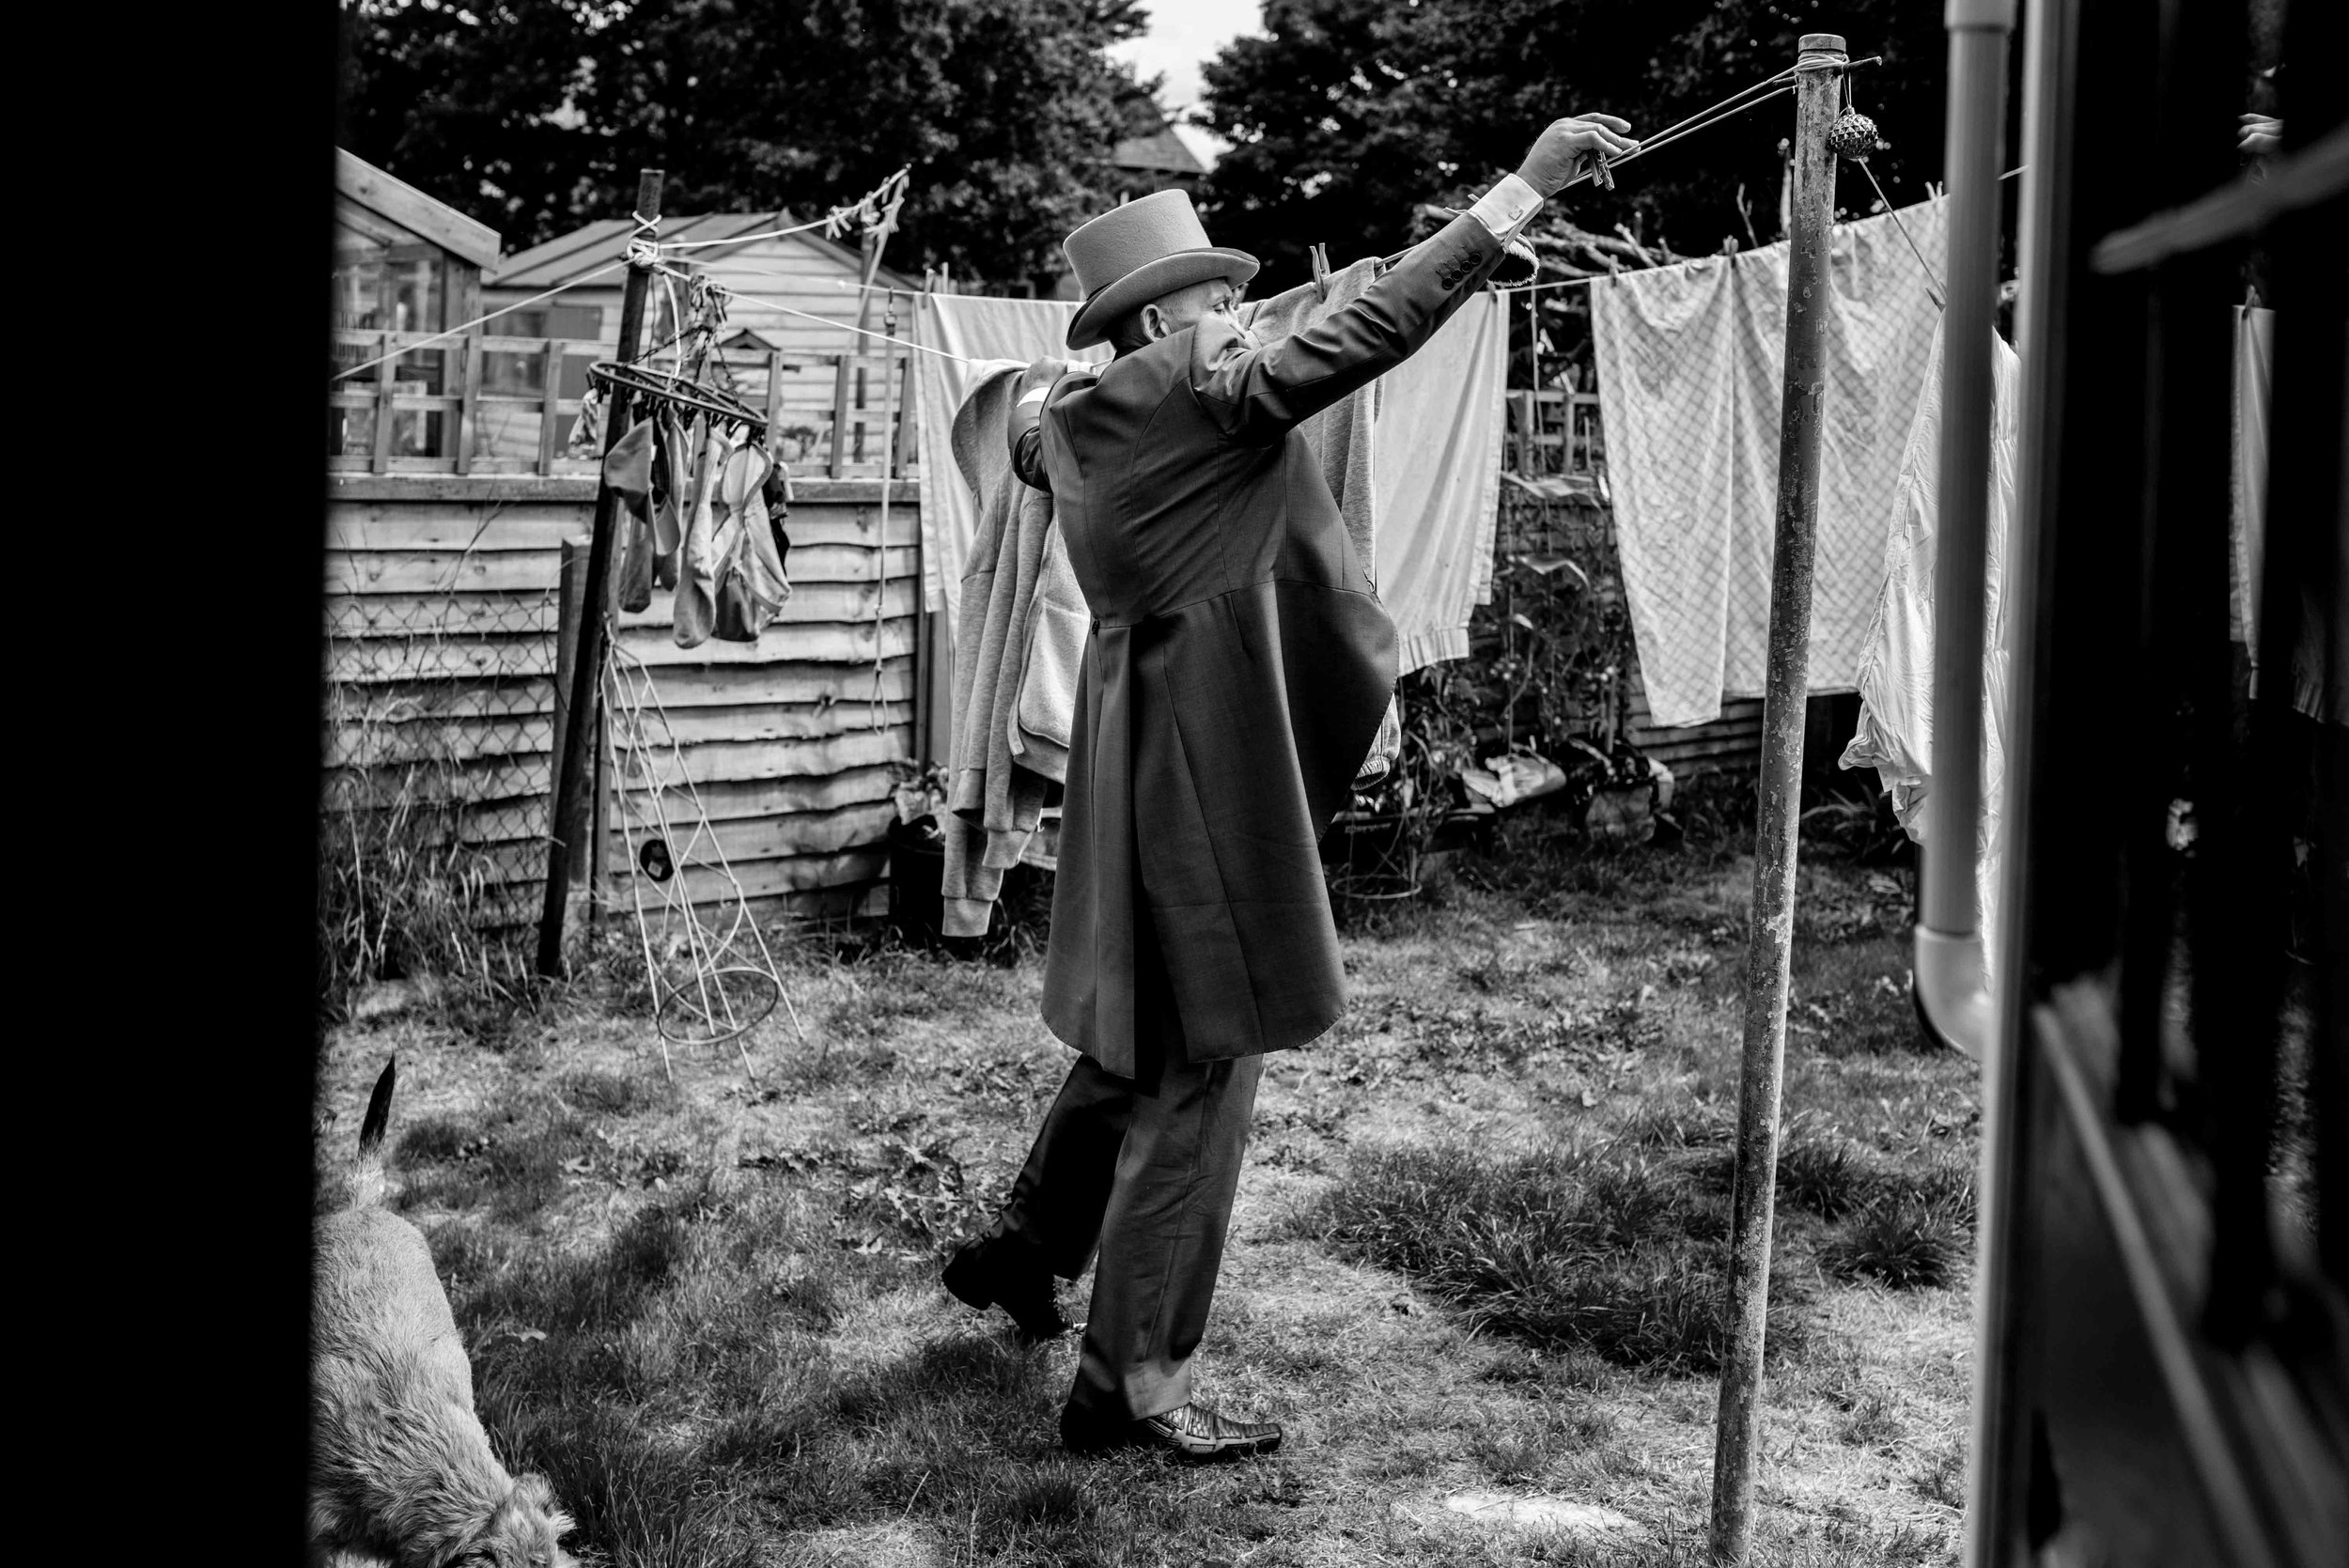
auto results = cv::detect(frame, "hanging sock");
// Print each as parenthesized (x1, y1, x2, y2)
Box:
(673, 415, 730, 649)
(712, 442, 794, 643)
(652, 406, 689, 590)
(603, 416, 659, 614)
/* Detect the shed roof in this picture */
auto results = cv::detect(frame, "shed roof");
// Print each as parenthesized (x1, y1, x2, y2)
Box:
(717, 325, 806, 362)
(489, 212, 913, 291)
(1112, 127, 1208, 178)
(336, 148, 501, 269)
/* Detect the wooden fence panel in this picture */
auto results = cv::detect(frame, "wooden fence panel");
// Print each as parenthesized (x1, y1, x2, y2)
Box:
(1624, 668, 1767, 777)
(323, 475, 923, 923)
(328, 331, 922, 481)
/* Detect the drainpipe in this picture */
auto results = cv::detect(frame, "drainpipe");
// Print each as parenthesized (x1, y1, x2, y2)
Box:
(1916, 0, 2015, 1063)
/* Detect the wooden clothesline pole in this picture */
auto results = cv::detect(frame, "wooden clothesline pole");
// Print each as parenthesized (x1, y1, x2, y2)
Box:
(1707, 33, 1846, 1567)
(537, 167, 664, 979)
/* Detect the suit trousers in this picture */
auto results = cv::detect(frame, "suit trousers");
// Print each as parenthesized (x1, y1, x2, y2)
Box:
(988, 909, 1263, 1421)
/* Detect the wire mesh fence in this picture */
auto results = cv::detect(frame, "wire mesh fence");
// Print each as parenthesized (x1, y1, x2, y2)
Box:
(319, 588, 561, 1013)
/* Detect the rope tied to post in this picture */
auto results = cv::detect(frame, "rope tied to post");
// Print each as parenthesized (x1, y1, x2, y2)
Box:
(626, 210, 662, 270)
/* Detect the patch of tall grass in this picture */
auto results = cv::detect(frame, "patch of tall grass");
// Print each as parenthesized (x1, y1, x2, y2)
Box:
(317, 707, 539, 1023)
(1313, 1138, 1809, 1372)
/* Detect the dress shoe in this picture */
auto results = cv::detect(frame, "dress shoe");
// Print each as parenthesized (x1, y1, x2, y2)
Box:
(1060, 1399, 1283, 1459)
(941, 1234, 1069, 1339)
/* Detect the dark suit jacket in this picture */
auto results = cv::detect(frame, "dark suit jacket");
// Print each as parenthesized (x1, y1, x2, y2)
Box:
(1015, 212, 1506, 1076)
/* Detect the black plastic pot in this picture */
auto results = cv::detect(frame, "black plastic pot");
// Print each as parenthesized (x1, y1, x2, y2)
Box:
(887, 815, 947, 945)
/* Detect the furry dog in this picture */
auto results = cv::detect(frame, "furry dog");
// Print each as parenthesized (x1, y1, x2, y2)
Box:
(311, 1059, 579, 1568)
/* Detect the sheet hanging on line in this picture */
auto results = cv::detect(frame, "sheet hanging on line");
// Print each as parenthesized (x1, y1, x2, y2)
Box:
(1590, 198, 1949, 727)
(1241, 260, 1384, 583)
(1373, 288, 1509, 671)
(1840, 322, 2020, 983)
(913, 283, 1508, 677)
(1244, 259, 1503, 674)
(911, 295, 1106, 630)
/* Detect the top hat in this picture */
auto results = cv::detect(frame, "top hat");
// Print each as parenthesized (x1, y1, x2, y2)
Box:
(1062, 190, 1259, 350)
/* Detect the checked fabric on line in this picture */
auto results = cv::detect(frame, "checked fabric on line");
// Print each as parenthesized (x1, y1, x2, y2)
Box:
(1589, 198, 1950, 729)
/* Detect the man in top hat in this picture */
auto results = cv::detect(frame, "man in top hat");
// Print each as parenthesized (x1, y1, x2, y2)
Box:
(944, 113, 1638, 1458)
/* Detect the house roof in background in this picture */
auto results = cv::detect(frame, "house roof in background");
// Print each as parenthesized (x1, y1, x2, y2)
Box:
(717, 326, 807, 361)
(489, 212, 913, 291)
(335, 148, 501, 269)
(1112, 127, 1207, 178)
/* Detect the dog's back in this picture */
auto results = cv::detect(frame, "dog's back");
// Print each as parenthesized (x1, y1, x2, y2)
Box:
(311, 1059, 576, 1567)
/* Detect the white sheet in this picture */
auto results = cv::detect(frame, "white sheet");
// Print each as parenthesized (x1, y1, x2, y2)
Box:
(1589, 200, 1949, 727)
(1841, 321, 2020, 980)
(1373, 289, 1509, 672)
(913, 285, 1507, 675)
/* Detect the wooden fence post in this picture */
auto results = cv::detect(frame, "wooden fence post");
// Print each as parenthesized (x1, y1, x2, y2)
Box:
(537, 167, 662, 978)
(1707, 33, 1846, 1567)
(536, 339, 563, 475)
(764, 348, 786, 463)
(372, 330, 397, 474)
(453, 334, 480, 476)
(828, 352, 853, 478)
(550, 536, 590, 851)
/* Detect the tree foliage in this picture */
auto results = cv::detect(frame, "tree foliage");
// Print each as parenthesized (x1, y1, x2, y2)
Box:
(339, 0, 1155, 281)
(1199, 0, 1954, 291)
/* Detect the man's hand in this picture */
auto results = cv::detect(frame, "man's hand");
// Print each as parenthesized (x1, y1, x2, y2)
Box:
(2238, 113, 2282, 158)
(1019, 356, 1066, 398)
(1019, 356, 1097, 400)
(1517, 114, 1640, 199)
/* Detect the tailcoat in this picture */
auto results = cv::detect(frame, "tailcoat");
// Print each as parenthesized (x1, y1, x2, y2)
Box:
(1019, 212, 1507, 1078)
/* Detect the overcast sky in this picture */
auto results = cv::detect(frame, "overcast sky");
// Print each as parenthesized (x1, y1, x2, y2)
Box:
(1108, 0, 1268, 167)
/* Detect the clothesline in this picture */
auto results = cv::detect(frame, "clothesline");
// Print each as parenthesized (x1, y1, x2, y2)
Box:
(328, 257, 630, 382)
(1492, 166, 2028, 296)
(1375, 60, 1880, 270)
(328, 169, 911, 384)
(338, 78, 1981, 390)
(657, 213, 853, 251)
(651, 262, 985, 365)
(654, 167, 910, 253)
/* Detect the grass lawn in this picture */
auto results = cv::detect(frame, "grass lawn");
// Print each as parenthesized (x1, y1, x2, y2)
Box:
(315, 812, 1980, 1567)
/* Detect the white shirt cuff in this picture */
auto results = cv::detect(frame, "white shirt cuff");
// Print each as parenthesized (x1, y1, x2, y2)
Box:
(1468, 173, 1545, 241)
(1015, 384, 1050, 410)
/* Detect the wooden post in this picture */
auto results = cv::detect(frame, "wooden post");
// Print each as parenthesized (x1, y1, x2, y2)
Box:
(372, 330, 397, 474)
(828, 353, 853, 478)
(536, 339, 563, 475)
(537, 167, 663, 978)
(453, 334, 480, 477)
(896, 350, 916, 468)
(1707, 34, 1845, 1567)
(764, 348, 786, 462)
(550, 536, 590, 827)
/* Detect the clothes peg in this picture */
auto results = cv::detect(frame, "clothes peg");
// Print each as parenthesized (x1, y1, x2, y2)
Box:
(1309, 243, 1331, 303)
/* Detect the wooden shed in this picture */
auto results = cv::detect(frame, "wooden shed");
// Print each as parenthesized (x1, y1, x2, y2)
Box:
(330, 149, 502, 462)
(484, 215, 915, 468)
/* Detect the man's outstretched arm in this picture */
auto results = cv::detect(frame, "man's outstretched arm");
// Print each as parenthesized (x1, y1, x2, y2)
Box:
(1191, 112, 1636, 445)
